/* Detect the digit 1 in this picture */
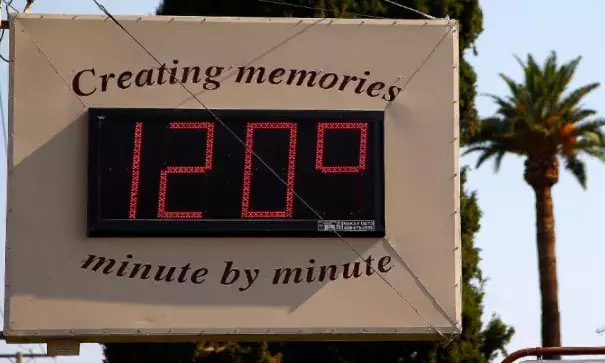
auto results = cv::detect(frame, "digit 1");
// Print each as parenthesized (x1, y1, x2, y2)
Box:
(157, 122, 215, 219)
(316, 122, 368, 173)
(241, 122, 298, 218)
(128, 121, 144, 219)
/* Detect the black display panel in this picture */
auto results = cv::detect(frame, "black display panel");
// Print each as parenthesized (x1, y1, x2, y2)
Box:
(87, 108, 385, 237)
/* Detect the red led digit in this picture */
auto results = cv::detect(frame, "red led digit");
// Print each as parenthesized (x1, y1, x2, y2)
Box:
(128, 122, 144, 219)
(316, 122, 368, 173)
(241, 122, 298, 218)
(157, 122, 215, 219)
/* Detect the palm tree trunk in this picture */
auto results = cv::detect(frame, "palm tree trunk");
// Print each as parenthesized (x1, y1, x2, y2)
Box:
(533, 184, 561, 358)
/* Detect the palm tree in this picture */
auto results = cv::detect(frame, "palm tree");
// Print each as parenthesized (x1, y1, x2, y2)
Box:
(464, 51, 605, 358)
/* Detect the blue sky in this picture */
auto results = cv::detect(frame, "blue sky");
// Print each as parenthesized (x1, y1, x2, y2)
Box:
(1, 0, 604, 362)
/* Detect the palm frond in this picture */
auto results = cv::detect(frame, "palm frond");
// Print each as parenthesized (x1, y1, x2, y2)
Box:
(462, 145, 491, 157)
(474, 147, 500, 170)
(557, 83, 600, 117)
(572, 119, 605, 142)
(499, 74, 523, 100)
(578, 147, 605, 162)
(573, 139, 605, 162)
(570, 109, 598, 122)
(563, 155, 587, 189)
(463, 145, 508, 174)
(493, 150, 506, 172)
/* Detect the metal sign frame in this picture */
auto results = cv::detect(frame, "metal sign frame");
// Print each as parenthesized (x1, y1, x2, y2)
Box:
(5, 13, 460, 343)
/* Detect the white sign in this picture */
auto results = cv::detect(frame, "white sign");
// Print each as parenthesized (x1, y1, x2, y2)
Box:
(5, 13, 460, 343)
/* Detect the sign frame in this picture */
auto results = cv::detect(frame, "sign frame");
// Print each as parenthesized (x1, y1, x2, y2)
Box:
(4, 13, 461, 344)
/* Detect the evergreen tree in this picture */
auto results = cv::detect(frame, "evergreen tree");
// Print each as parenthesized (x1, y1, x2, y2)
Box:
(103, 1, 514, 362)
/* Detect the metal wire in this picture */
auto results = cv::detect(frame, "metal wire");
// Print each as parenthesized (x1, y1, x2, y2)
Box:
(93, 0, 454, 340)
(382, 0, 438, 19)
(0, 0, 17, 13)
(384, 18, 457, 111)
(14, 18, 88, 108)
(258, 0, 385, 19)
(0, 0, 17, 62)
(94, 0, 458, 341)
(256, 1, 460, 337)
(8, 0, 458, 341)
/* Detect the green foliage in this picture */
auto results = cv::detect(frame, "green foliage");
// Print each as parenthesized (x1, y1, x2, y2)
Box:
(192, 342, 282, 363)
(102, 342, 282, 363)
(465, 51, 605, 188)
(102, 342, 198, 363)
(102, 1, 514, 362)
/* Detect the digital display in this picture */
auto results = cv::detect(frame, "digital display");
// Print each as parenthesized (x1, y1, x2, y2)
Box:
(87, 108, 385, 237)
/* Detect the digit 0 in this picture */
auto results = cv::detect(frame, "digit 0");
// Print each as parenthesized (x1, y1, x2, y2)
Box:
(241, 122, 298, 218)
(316, 122, 368, 173)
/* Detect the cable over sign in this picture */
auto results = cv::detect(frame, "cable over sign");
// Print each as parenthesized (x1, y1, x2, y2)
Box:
(5, 13, 460, 343)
